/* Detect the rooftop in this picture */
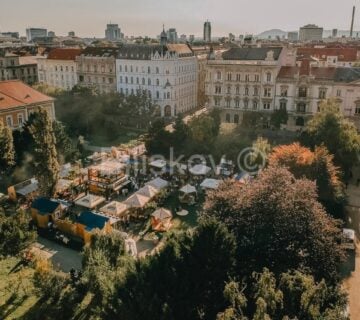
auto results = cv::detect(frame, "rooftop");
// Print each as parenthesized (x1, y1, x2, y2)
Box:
(47, 48, 83, 60)
(221, 47, 283, 61)
(79, 47, 120, 58)
(297, 47, 358, 62)
(77, 211, 110, 231)
(31, 197, 60, 215)
(0, 80, 53, 111)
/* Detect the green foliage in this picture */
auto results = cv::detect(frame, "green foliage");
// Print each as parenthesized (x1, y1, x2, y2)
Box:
(270, 109, 288, 129)
(52, 120, 80, 164)
(54, 89, 157, 143)
(0, 210, 36, 256)
(301, 99, 360, 178)
(23, 109, 60, 197)
(0, 120, 15, 172)
(203, 166, 346, 282)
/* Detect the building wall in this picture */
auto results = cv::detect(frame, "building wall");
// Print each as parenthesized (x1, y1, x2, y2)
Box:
(0, 55, 38, 85)
(76, 56, 117, 93)
(116, 54, 198, 116)
(38, 57, 78, 90)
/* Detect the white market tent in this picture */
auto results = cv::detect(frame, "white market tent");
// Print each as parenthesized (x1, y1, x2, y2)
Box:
(124, 193, 151, 208)
(179, 184, 197, 194)
(75, 194, 105, 209)
(145, 177, 169, 190)
(151, 208, 173, 220)
(100, 201, 128, 217)
(137, 185, 159, 198)
(149, 159, 167, 169)
(189, 164, 211, 176)
(200, 178, 221, 190)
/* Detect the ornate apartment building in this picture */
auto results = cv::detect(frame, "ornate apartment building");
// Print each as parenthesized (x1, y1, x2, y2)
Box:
(275, 60, 360, 130)
(0, 80, 55, 130)
(205, 47, 293, 123)
(76, 47, 120, 93)
(0, 52, 38, 85)
(116, 43, 198, 117)
(37, 48, 82, 90)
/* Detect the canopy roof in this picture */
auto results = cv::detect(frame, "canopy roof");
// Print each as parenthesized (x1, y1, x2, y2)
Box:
(149, 159, 167, 169)
(200, 178, 221, 190)
(151, 208, 172, 220)
(145, 177, 169, 190)
(180, 184, 197, 194)
(137, 185, 159, 198)
(123, 193, 150, 208)
(189, 164, 211, 175)
(100, 201, 128, 216)
(75, 194, 105, 209)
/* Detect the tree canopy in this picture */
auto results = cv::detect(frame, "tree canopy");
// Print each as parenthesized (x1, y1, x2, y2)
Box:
(300, 99, 360, 178)
(0, 120, 15, 172)
(203, 166, 346, 282)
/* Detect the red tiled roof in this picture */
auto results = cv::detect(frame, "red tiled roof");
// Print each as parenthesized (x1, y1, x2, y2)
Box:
(0, 80, 53, 111)
(277, 66, 337, 80)
(47, 48, 82, 60)
(296, 47, 358, 62)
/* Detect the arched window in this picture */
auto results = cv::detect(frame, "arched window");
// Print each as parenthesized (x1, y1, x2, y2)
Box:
(266, 72, 272, 82)
(296, 117, 305, 126)
(156, 79, 160, 86)
(148, 78, 151, 85)
(234, 114, 239, 124)
(142, 78, 145, 85)
(225, 113, 231, 123)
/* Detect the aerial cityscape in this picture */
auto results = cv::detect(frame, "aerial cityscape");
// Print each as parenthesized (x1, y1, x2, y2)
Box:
(1, 0, 360, 319)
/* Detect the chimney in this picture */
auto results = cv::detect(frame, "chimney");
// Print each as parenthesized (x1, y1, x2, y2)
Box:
(351, 6, 356, 38)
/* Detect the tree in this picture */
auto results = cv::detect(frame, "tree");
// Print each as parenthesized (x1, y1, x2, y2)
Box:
(300, 98, 360, 178)
(0, 120, 15, 172)
(269, 143, 345, 217)
(270, 109, 288, 129)
(203, 166, 346, 282)
(24, 109, 60, 197)
(0, 210, 36, 256)
(53, 120, 79, 163)
(250, 136, 271, 168)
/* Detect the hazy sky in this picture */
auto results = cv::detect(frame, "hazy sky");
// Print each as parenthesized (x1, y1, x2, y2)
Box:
(0, 0, 359, 37)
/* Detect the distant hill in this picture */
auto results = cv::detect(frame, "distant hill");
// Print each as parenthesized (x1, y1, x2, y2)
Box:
(256, 29, 287, 40)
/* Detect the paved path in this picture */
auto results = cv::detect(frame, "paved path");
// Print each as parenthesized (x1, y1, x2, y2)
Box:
(36, 237, 82, 272)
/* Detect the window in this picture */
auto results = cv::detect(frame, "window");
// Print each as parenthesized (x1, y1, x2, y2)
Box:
(119, 65, 122, 72)
(156, 79, 159, 86)
(244, 100, 249, 109)
(142, 78, 145, 85)
(6, 116, 12, 127)
(226, 100, 231, 108)
(215, 97, 221, 106)
(167, 92, 170, 99)
(148, 78, 151, 86)
(318, 88, 327, 100)
(18, 114, 23, 126)
(216, 71, 222, 80)
(255, 74, 260, 82)
(235, 99, 240, 108)
(236, 74, 241, 81)
(136, 77, 139, 84)
(266, 72, 272, 82)
(263, 103, 271, 110)
(280, 100, 287, 111)
(156, 67, 159, 74)
(245, 87, 249, 96)
(236, 86, 240, 95)
(156, 91, 160, 99)
(245, 74, 250, 82)
(130, 65, 133, 72)
(227, 73, 232, 81)
(254, 87, 259, 96)
(125, 65, 128, 72)
(299, 87, 307, 98)
(225, 113, 231, 123)
(227, 86, 231, 94)
(336, 89, 342, 97)
(297, 103, 306, 113)
(264, 88, 271, 97)
(234, 114, 239, 124)
(119, 76, 123, 83)
(281, 87, 288, 97)
(148, 66, 151, 74)
(130, 77, 133, 84)
(125, 77, 128, 84)
(253, 101, 258, 110)
(215, 86, 222, 94)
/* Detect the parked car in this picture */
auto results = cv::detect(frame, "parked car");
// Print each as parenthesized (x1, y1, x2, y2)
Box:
(343, 228, 356, 251)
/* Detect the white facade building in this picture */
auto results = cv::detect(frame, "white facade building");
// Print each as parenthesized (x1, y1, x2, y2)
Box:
(275, 61, 360, 130)
(116, 44, 198, 117)
(37, 48, 82, 90)
(299, 24, 323, 42)
(205, 47, 293, 124)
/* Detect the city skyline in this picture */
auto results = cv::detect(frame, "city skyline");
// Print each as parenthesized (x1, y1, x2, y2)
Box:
(0, 0, 359, 38)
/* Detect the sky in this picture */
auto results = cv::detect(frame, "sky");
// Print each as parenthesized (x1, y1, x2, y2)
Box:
(0, 0, 359, 38)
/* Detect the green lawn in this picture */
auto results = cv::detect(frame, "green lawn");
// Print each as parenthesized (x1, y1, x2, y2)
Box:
(0, 257, 38, 320)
